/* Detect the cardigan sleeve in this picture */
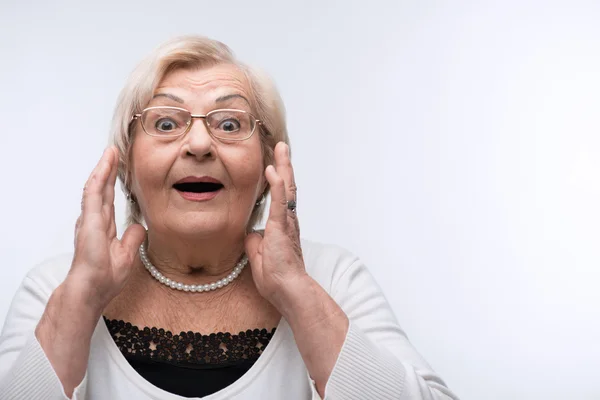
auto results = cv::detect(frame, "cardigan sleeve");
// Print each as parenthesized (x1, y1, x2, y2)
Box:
(0, 272, 88, 400)
(313, 252, 459, 400)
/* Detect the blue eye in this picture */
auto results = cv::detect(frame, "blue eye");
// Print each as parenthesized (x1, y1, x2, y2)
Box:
(218, 119, 241, 132)
(155, 118, 178, 132)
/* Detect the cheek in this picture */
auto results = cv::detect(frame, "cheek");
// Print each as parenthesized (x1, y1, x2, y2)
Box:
(224, 145, 265, 194)
(130, 137, 172, 198)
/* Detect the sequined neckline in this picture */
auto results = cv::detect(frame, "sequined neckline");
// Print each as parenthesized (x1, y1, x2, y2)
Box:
(103, 317, 277, 368)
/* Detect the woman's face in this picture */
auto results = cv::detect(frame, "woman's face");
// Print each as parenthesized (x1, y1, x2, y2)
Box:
(129, 64, 266, 238)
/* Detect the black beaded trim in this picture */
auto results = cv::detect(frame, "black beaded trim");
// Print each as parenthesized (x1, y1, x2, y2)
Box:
(103, 317, 276, 367)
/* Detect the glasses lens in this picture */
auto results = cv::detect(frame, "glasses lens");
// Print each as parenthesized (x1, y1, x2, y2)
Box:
(141, 108, 190, 136)
(206, 110, 254, 140)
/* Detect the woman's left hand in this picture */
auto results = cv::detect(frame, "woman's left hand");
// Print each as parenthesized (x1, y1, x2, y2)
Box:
(245, 141, 308, 308)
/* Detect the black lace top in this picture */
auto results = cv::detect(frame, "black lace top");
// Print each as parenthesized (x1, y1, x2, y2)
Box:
(104, 317, 277, 397)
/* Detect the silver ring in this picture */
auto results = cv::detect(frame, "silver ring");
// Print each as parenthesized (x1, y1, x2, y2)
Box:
(287, 200, 297, 214)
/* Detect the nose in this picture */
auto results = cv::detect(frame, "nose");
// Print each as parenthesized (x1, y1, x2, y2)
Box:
(183, 118, 214, 160)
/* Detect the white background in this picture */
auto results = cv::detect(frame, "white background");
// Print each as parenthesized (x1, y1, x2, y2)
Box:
(1, 1, 599, 399)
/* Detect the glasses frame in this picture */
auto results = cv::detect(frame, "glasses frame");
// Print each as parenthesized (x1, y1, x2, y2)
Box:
(130, 106, 263, 141)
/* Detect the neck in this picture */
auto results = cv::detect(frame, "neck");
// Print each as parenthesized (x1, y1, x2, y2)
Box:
(143, 229, 247, 285)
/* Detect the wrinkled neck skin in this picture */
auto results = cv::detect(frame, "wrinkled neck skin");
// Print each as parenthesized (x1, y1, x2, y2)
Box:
(144, 227, 248, 284)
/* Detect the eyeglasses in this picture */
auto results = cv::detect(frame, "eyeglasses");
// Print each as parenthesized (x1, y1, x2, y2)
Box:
(131, 106, 263, 141)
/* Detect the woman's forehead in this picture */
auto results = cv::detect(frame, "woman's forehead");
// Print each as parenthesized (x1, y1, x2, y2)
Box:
(155, 65, 250, 101)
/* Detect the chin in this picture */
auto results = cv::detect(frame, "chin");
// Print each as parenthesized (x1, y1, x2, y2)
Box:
(163, 214, 229, 238)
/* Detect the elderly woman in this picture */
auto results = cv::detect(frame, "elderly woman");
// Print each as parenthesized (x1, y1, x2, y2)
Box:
(0, 36, 458, 400)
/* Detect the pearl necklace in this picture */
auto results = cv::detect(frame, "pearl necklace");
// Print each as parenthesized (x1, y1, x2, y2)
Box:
(138, 242, 248, 292)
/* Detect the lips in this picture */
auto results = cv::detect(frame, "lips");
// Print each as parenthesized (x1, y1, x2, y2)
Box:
(173, 176, 224, 201)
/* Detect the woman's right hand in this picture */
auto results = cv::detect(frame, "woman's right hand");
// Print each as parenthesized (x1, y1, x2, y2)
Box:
(67, 146, 146, 312)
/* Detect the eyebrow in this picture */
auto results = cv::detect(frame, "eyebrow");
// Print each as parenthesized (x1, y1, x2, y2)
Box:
(215, 93, 251, 106)
(152, 93, 184, 103)
(152, 92, 251, 107)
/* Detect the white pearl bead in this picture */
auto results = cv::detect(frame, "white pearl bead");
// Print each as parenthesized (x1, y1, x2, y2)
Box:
(139, 242, 249, 293)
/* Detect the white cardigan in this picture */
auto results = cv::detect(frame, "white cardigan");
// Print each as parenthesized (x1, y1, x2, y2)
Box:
(0, 239, 459, 400)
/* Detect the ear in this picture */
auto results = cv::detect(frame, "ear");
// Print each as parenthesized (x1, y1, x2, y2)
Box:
(259, 178, 270, 201)
(261, 179, 269, 194)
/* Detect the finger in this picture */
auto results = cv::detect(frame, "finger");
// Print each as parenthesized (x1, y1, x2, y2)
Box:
(82, 148, 113, 217)
(74, 216, 81, 247)
(265, 165, 288, 226)
(103, 146, 119, 206)
(120, 223, 146, 264)
(244, 232, 264, 285)
(274, 142, 297, 202)
(107, 202, 117, 239)
(274, 143, 300, 235)
(244, 231, 263, 269)
(102, 147, 119, 238)
(83, 147, 110, 192)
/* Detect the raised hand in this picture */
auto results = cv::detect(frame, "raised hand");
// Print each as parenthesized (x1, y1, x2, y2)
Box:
(245, 142, 307, 307)
(68, 146, 146, 311)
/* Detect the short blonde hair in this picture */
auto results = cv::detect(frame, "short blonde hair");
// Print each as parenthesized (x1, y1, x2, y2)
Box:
(109, 35, 288, 230)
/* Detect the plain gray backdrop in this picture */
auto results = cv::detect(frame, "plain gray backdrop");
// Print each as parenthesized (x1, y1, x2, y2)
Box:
(1, 1, 599, 399)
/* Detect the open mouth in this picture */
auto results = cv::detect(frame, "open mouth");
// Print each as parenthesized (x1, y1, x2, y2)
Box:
(173, 181, 224, 193)
(173, 177, 224, 201)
